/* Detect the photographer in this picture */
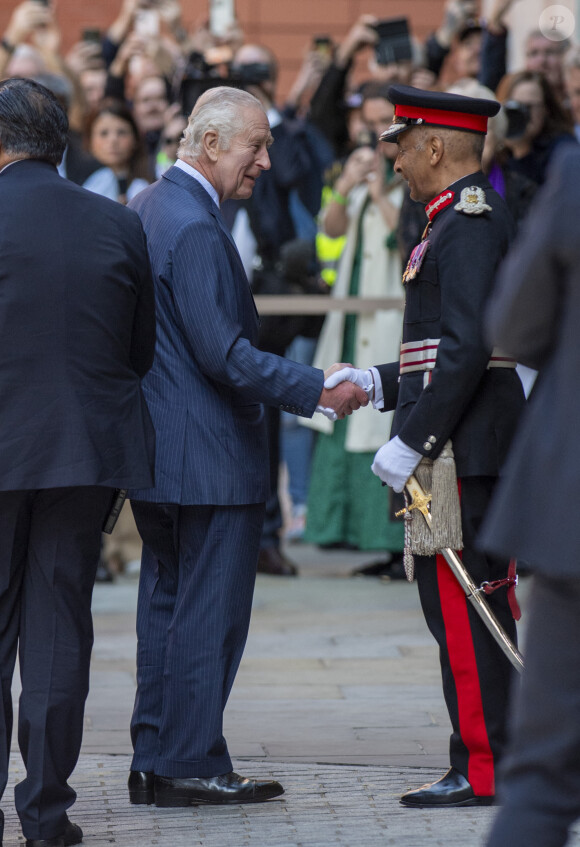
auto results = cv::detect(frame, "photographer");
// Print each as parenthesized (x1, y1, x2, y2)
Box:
(0, 0, 59, 78)
(499, 70, 576, 187)
(308, 15, 413, 160)
(423, 0, 481, 81)
(481, 0, 570, 99)
(447, 78, 537, 228)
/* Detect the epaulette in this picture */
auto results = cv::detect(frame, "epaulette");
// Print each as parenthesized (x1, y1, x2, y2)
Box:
(454, 186, 492, 216)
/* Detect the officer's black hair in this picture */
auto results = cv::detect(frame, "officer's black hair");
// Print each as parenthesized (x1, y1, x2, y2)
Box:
(0, 77, 68, 166)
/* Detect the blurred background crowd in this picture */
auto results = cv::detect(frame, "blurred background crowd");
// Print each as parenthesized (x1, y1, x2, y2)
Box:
(2, 0, 577, 578)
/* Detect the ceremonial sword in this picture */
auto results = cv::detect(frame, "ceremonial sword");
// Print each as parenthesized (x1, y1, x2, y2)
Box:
(401, 475, 524, 674)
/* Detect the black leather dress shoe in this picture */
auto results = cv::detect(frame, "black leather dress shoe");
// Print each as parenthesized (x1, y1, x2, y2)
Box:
(25, 817, 82, 847)
(351, 554, 407, 579)
(154, 771, 284, 807)
(128, 770, 155, 805)
(257, 547, 297, 576)
(400, 767, 495, 807)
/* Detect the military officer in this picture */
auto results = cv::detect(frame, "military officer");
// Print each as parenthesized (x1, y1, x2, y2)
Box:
(326, 85, 526, 807)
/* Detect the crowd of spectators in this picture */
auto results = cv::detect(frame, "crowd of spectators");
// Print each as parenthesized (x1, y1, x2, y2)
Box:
(2, 0, 576, 575)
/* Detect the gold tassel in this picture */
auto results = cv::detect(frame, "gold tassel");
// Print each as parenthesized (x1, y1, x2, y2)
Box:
(431, 441, 463, 551)
(405, 439, 463, 557)
(409, 458, 435, 555)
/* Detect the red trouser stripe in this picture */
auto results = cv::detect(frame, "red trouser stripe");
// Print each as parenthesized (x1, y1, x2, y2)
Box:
(436, 552, 495, 796)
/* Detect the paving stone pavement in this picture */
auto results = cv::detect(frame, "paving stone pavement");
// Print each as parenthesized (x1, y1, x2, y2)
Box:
(1, 756, 495, 847)
(5, 544, 580, 846)
(4, 756, 580, 847)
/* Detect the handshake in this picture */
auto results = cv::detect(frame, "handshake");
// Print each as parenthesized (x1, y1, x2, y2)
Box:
(316, 364, 374, 421)
(315, 365, 423, 493)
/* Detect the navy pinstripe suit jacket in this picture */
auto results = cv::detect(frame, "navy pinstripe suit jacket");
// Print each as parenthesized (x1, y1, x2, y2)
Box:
(129, 166, 324, 506)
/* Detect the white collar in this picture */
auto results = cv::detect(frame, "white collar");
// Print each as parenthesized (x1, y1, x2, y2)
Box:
(174, 159, 220, 208)
(267, 107, 282, 129)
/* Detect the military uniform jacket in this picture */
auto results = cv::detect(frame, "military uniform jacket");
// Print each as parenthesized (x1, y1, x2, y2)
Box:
(374, 171, 525, 477)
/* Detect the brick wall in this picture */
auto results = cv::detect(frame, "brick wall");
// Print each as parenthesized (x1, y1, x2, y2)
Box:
(0, 0, 446, 99)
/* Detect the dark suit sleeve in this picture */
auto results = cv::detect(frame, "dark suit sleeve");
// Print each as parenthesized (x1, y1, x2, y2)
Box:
(269, 124, 313, 191)
(169, 218, 323, 416)
(485, 150, 572, 369)
(398, 212, 508, 456)
(128, 214, 156, 378)
(308, 62, 350, 157)
(425, 33, 449, 77)
(478, 27, 507, 93)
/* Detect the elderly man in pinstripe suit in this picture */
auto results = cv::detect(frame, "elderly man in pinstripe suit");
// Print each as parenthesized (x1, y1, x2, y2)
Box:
(127, 86, 367, 808)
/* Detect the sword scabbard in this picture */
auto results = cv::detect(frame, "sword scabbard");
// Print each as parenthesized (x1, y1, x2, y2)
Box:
(403, 475, 524, 674)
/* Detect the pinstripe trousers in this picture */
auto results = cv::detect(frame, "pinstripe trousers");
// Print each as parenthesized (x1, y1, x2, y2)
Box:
(130, 500, 265, 778)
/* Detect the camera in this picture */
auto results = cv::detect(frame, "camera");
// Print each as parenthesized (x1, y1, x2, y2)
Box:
(82, 28, 102, 44)
(373, 18, 412, 66)
(354, 128, 378, 149)
(312, 35, 333, 59)
(179, 56, 273, 115)
(503, 100, 531, 139)
(230, 62, 272, 87)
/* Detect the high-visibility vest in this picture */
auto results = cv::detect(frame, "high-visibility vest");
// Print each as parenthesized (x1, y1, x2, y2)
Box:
(316, 185, 346, 287)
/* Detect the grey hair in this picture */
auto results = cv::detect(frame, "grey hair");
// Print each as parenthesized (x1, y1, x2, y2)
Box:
(178, 86, 265, 160)
(447, 78, 507, 142)
(411, 125, 484, 160)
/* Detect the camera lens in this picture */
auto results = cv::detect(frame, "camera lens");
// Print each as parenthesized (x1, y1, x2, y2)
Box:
(503, 100, 531, 139)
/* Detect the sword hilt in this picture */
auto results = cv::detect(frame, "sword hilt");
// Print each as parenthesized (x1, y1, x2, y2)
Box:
(395, 475, 432, 523)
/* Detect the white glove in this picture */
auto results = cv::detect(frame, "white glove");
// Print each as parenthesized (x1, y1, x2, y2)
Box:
(371, 436, 422, 493)
(315, 405, 338, 421)
(324, 367, 374, 400)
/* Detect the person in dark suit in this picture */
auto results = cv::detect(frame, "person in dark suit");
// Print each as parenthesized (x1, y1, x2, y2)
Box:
(0, 78, 156, 847)
(480, 144, 580, 847)
(126, 85, 367, 809)
(326, 86, 525, 807)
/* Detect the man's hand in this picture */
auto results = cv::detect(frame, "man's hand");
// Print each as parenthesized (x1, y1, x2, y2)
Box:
(334, 146, 375, 197)
(109, 31, 148, 76)
(324, 366, 374, 400)
(107, 0, 141, 45)
(65, 40, 104, 76)
(488, 0, 518, 33)
(5, 1, 52, 47)
(436, 0, 478, 48)
(371, 436, 422, 493)
(319, 381, 369, 420)
(335, 14, 378, 68)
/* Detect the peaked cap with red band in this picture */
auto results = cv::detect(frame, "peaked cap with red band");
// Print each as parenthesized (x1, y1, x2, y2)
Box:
(380, 84, 500, 143)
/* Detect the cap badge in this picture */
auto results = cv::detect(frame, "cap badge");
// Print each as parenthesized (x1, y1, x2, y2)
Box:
(454, 186, 492, 215)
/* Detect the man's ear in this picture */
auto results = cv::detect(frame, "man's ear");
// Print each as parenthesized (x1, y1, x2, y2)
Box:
(429, 134, 444, 166)
(202, 129, 220, 162)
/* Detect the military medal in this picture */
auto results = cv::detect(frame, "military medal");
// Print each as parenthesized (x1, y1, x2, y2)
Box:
(403, 239, 430, 283)
(402, 189, 456, 284)
(454, 185, 492, 215)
